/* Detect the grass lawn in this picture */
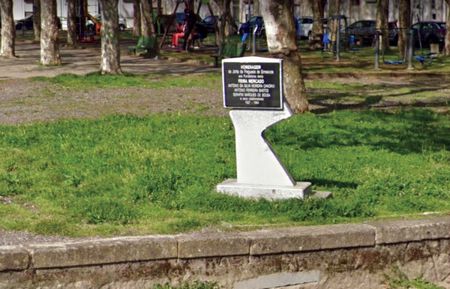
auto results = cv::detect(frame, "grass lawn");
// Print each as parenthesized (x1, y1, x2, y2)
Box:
(0, 109, 448, 237)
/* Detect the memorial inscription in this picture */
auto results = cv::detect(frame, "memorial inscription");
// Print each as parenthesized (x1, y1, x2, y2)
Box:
(222, 61, 282, 109)
(218, 57, 312, 200)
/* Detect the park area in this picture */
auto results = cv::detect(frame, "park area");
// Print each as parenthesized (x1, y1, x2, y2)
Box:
(0, 31, 449, 243)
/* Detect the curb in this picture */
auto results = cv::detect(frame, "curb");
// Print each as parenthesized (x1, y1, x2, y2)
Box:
(1, 216, 450, 272)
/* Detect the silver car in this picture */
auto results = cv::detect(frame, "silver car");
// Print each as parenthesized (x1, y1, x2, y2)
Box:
(295, 17, 313, 39)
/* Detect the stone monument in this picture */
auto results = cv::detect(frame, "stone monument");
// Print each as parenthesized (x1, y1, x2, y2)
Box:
(217, 56, 311, 200)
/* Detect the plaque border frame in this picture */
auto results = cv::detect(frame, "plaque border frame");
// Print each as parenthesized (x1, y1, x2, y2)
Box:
(222, 56, 284, 110)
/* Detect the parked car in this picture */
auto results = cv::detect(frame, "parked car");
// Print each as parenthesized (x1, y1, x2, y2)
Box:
(344, 20, 398, 46)
(295, 16, 313, 39)
(92, 14, 127, 31)
(411, 21, 446, 48)
(156, 12, 201, 34)
(238, 16, 264, 37)
(15, 14, 62, 31)
(199, 15, 217, 33)
(15, 14, 33, 30)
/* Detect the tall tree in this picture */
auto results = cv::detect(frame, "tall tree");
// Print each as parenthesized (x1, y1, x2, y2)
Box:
(33, 0, 41, 42)
(0, 0, 15, 58)
(398, 0, 411, 58)
(328, 0, 341, 49)
(214, 0, 232, 54)
(376, 0, 390, 51)
(140, 0, 158, 56)
(259, 0, 308, 113)
(98, 0, 121, 74)
(308, 0, 326, 49)
(133, 0, 142, 36)
(40, 0, 61, 65)
(67, 0, 78, 47)
(445, 0, 450, 55)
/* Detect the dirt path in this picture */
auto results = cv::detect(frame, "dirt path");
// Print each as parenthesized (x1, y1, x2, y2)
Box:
(0, 40, 217, 79)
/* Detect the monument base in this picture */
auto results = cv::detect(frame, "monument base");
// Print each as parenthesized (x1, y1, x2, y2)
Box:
(217, 179, 312, 200)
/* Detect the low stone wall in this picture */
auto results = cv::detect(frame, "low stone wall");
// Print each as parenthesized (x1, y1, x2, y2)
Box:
(2, 217, 450, 289)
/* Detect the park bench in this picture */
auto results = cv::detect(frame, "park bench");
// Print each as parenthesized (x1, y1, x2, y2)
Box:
(128, 36, 157, 57)
(211, 38, 246, 68)
(415, 52, 437, 67)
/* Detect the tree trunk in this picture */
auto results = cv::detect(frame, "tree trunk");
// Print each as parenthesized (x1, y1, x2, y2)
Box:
(214, 0, 232, 52)
(40, 0, 61, 65)
(328, 0, 341, 48)
(140, 0, 158, 57)
(79, 0, 86, 38)
(67, 0, 78, 47)
(99, 0, 121, 74)
(259, 0, 308, 113)
(445, 0, 450, 55)
(308, 0, 325, 49)
(186, 0, 195, 10)
(398, 0, 411, 58)
(376, 0, 390, 51)
(33, 0, 41, 42)
(0, 0, 15, 58)
(133, 0, 142, 36)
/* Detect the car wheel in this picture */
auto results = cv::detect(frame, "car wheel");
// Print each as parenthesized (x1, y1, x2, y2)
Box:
(308, 31, 312, 40)
(119, 24, 126, 31)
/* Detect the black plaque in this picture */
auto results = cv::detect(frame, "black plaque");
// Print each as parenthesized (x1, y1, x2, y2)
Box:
(222, 59, 283, 110)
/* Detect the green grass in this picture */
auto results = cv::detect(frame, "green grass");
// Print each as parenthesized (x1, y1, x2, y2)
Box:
(32, 72, 222, 90)
(386, 268, 445, 289)
(389, 277, 444, 289)
(0, 110, 449, 237)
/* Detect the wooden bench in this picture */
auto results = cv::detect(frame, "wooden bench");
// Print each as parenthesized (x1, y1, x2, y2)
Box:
(128, 36, 157, 57)
(211, 39, 246, 68)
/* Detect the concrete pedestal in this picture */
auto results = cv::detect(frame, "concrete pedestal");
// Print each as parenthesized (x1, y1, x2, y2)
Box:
(217, 103, 311, 200)
(217, 179, 312, 200)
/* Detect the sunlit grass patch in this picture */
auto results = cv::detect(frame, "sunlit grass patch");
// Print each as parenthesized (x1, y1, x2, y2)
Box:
(32, 72, 222, 90)
(0, 110, 448, 236)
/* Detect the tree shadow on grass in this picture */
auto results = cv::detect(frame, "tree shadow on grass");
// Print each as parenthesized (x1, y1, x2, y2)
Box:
(306, 178, 359, 189)
(272, 110, 449, 155)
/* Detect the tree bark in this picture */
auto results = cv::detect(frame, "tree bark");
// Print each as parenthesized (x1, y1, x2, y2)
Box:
(133, 0, 142, 36)
(33, 0, 41, 42)
(140, 0, 155, 37)
(214, 0, 232, 52)
(445, 0, 450, 55)
(67, 0, 78, 47)
(140, 0, 158, 57)
(99, 0, 121, 74)
(259, 0, 308, 113)
(40, 0, 61, 65)
(376, 0, 390, 51)
(0, 0, 15, 58)
(328, 0, 341, 48)
(308, 0, 325, 49)
(398, 0, 411, 58)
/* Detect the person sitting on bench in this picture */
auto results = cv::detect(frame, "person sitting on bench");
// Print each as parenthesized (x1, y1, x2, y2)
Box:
(171, 21, 186, 48)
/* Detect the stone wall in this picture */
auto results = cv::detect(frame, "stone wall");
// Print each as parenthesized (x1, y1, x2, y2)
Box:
(2, 217, 450, 289)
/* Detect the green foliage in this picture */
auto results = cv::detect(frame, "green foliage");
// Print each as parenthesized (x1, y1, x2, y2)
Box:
(0, 110, 448, 236)
(386, 269, 444, 289)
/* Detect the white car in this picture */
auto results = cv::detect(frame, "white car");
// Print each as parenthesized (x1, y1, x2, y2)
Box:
(295, 17, 313, 39)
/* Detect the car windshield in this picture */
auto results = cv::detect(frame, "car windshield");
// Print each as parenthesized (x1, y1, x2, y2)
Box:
(203, 16, 215, 24)
(301, 18, 313, 24)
